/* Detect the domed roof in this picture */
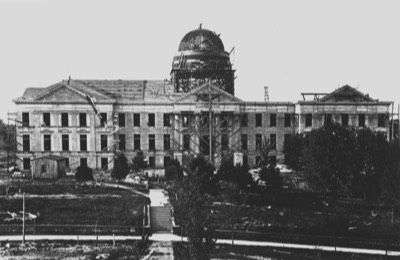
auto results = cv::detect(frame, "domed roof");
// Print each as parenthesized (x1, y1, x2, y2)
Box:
(178, 27, 225, 52)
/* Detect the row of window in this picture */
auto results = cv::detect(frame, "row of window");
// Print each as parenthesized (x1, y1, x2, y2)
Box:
(21, 112, 169, 128)
(22, 133, 284, 152)
(22, 155, 170, 171)
(22, 112, 91, 127)
(21, 112, 295, 128)
(22, 154, 278, 172)
(22, 134, 169, 152)
(22, 134, 87, 152)
(22, 157, 106, 171)
(21, 111, 388, 129)
(304, 113, 387, 127)
(179, 113, 292, 128)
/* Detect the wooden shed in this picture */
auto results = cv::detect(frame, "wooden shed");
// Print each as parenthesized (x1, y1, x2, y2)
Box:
(32, 155, 67, 179)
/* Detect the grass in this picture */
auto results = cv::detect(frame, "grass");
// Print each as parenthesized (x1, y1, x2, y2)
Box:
(173, 187, 400, 242)
(173, 243, 393, 260)
(0, 178, 149, 228)
(1, 196, 147, 226)
(0, 178, 126, 195)
(0, 240, 149, 260)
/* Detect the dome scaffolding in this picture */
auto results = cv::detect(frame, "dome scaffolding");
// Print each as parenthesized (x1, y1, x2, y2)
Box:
(171, 27, 235, 95)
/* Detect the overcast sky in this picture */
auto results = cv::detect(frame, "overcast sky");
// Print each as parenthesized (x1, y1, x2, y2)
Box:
(1, 0, 399, 121)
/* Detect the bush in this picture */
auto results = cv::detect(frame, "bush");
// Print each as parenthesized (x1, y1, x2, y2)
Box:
(283, 133, 305, 171)
(75, 166, 94, 181)
(131, 150, 148, 175)
(165, 159, 183, 181)
(112, 153, 130, 181)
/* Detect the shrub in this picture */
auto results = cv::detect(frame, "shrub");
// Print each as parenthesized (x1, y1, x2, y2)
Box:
(165, 158, 183, 181)
(75, 166, 94, 181)
(112, 153, 130, 181)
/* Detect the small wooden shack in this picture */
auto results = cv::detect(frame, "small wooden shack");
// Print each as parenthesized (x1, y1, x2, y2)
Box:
(32, 155, 68, 179)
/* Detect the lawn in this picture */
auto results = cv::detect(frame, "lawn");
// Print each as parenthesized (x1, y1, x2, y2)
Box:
(0, 240, 149, 260)
(0, 178, 150, 233)
(171, 187, 400, 247)
(212, 189, 400, 236)
(173, 243, 390, 260)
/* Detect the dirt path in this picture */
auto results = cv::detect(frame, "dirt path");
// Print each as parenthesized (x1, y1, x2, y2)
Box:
(101, 182, 149, 197)
(143, 241, 174, 260)
(0, 193, 123, 199)
(1, 234, 400, 257)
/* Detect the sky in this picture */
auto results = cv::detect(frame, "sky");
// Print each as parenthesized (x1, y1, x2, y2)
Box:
(0, 0, 399, 121)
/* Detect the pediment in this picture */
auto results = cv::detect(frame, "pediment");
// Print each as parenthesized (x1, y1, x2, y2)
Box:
(320, 85, 375, 103)
(35, 85, 89, 103)
(77, 128, 90, 134)
(174, 83, 244, 104)
(58, 129, 72, 134)
(40, 128, 54, 134)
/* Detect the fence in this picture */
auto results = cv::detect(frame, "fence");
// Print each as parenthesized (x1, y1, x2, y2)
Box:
(173, 227, 400, 251)
(0, 224, 146, 236)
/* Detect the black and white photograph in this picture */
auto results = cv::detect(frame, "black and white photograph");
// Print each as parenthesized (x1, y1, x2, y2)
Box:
(0, 0, 400, 259)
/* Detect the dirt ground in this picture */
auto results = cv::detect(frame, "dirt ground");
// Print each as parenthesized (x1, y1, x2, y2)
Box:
(0, 240, 147, 260)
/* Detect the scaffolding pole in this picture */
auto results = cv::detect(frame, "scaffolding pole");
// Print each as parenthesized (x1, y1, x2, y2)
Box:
(208, 79, 213, 166)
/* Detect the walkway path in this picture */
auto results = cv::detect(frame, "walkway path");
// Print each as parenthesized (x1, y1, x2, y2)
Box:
(149, 189, 173, 234)
(149, 189, 169, 206)
(4, 186, 397, 258)
(143, 241, 174, 260)
(0, 234, 399, 257)
(101, 182, 149, 197)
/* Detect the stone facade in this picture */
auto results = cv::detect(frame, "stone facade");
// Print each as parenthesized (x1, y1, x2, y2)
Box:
(299, 85, 392, 135)
(14, 82, 297, 172)
(13, 82, 392, 173)
(12, 28, 393, 174)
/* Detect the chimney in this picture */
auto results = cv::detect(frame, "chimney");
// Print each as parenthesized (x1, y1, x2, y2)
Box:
(142, 80, 147, 100)
(264, 86, 269, 101)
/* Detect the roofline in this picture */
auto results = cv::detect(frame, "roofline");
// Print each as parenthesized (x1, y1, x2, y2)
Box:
(319, 85, 375, 102)
(173, 50, 230, 58)
(298, 101, 393, 105)
(174, 83, 244, 103)
(246, 101, 296, 106)
(13, 100, 116, 105)
(33, 156, 67, 161)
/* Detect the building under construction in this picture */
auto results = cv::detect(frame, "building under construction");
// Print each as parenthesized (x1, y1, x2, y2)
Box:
(12, 26, 392, 173)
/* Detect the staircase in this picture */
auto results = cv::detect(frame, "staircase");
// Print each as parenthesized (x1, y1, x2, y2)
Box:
(150, 205, 172, 233)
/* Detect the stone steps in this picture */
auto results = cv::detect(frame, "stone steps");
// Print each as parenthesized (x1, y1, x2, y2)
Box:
(150, 206, 172, 232)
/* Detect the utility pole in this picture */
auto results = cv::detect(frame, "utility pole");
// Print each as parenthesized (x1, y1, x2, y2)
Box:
(22, 192, 25, 244)
(7, 113, 9, 174)
(391, 103, 394, 140)
(208, 79, 213, 166)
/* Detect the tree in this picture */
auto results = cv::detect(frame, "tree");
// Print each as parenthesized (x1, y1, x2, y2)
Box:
(302, 123, 359, 235)
(259, 165, 282, 189)
(112, 153, 130, 181)
(219, 182, 247, 246)
(215, 158, 235, 183)
(380, 141, 400, 224)
(258, 136, 274, 168)
(170, 157, 216, 260)
(0, 119, 9, 150)
(283, 133, 305, 171)
(353, 128, 388, 199)
(257, 136, 282, 194)
(216, 158, 253, 191)
(0, 120, 17, 171)
(165, 158, 183, 181)
(188, 155, 216, 195)
(303, 123, 357, 201)
(131, 150, 148, 175)
(75, 165, 94, 181)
